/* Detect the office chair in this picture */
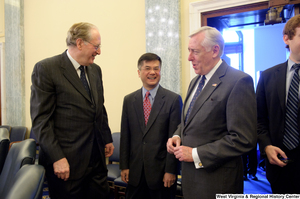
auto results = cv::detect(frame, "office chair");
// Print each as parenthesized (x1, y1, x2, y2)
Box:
(2, 164, 45, 199)
(0, 128, 10, 174)
(0, 139, 36, 195)
(10, 126, 27, 142)
(107, 132, 121, 192)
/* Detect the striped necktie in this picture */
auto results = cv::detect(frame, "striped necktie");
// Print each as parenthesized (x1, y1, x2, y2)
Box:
(283, 63, 300, 150)
(185, 75, 206, 125)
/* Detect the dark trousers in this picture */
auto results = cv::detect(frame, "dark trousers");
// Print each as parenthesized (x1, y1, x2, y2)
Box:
(268, 146, 300, 194)
(125, 168, 176, 199)
(46, 141, 109, 199)
(242, 146, 258, 176)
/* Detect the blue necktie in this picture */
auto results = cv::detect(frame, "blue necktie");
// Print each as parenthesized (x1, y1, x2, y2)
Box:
(185, 75, 206, 125)
(79, 66, 92, 100)
(283, 64, 300, 150)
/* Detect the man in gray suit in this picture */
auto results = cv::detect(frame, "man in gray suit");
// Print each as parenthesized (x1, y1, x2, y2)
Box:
(120, 53, 182, 199)
(30, 22, 114, 199)
(167, 26, 257, 199)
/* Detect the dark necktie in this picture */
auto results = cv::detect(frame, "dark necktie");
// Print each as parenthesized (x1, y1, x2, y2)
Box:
(79, 66, 92, 100)
(283, 64, 300, 150)
(143, 91, 151, 125)
(185, 75, 206, 125)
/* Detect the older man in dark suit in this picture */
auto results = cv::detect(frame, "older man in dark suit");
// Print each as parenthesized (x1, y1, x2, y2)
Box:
(120, 53, 182, 199)
(256, 14, 300, 193)
(167, 26, 257, 199)
(30, 22, 114, 199)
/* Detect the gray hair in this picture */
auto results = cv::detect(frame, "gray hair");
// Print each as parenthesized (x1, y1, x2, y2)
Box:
(189, 26, 224, 57)
(66, 22, 98, 46)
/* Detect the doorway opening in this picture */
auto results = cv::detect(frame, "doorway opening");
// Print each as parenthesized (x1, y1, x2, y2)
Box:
(206, 3, 295, 85)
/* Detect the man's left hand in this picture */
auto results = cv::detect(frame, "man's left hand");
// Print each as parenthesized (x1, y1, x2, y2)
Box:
(174, 146, 193, 162)
(163, 173, 176, 188)
(105, 143, 114, 157)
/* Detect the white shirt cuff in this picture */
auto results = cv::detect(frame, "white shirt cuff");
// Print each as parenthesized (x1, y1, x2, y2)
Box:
(192, 148, 204, 169)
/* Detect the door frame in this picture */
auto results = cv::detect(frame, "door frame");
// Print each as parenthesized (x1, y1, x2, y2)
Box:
(188, 0, 269, 78)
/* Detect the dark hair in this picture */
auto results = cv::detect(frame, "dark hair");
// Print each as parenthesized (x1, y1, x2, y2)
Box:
(137, 53, 162, 70)
(283, 15, 300, 49)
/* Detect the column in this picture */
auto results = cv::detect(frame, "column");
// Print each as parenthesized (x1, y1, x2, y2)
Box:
(145, 0, 181, 94)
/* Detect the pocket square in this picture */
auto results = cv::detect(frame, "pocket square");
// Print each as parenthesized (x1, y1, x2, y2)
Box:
(212, 84, 217, 87)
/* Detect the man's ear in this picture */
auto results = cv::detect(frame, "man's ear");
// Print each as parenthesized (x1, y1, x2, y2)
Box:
(76, 38, 84, 50)
(283, 34, 290, 45)
(212, 45, 220, 58)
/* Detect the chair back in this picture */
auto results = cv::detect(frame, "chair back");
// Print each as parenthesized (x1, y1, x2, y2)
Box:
(0, 125, 12, 134)
(0, 139, 36, 195)
(109, 132, 120, 162)
(10, 126, 27, 142)
(2, 164, 45, 199)
(0, 128, 10, 174)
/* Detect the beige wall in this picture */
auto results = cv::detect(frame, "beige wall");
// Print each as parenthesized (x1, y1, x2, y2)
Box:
(180, 0, 195, 98)
(6, 0, 197, 133)
(24, 0, 145, 133)
(0, 0, 4, 43)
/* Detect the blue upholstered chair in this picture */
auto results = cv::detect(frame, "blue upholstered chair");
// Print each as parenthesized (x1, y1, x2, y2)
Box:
(10, 126, 27, 142)
(114, 176, 127, 198)
(0, 139, 36, 196)
(2, 164, 45, 199)
(107, 132, 121, 190)
(0, 128, 10, 174)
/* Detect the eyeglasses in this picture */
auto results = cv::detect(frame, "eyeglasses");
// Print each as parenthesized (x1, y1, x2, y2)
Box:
(141, 66, 161, 72)
(85, 41, 101, 51)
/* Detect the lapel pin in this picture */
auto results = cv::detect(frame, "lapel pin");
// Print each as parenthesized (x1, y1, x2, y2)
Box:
(212, 84, 217, 87)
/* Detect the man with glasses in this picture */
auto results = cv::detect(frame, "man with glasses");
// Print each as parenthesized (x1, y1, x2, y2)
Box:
(120, 53, 182, 199)
(30, 22, 114, 199)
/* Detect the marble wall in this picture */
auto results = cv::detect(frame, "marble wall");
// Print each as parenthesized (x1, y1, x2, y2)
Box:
(145, 0, 181, 94)
(3, 0, 25, 126)
(1, 0, 181, 126)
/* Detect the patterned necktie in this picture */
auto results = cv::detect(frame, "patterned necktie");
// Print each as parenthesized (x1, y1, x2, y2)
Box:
(283, 64, 300, 150)
(185, 75, 206, 125)
(143, 91, 151, 125)
(79, 66, 92, 100)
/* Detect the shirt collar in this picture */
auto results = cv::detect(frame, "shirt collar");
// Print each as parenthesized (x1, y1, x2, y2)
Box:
(67, 50, 81, 70)
(203, 58, 222, 84)
(142, 84, 159, 99)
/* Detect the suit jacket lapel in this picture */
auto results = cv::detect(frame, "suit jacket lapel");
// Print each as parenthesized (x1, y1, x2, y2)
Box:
(182, 76, 200, 123)
(60, 51, 92, 103)
(86, 65, 98, 105)
(275, 62, 287, 114)
(184, 62, 224, 127)
(144, 86, 165, 135)
(133, 89, 145, 132)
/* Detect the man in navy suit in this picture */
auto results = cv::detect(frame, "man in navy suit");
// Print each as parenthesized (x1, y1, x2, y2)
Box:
(256, 14, 300, 193)
(120, 53, 182, 199)
(30, 22, 114, 199)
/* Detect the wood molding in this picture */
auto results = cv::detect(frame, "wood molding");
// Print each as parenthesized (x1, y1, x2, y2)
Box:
(201, 2, 269, 26)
